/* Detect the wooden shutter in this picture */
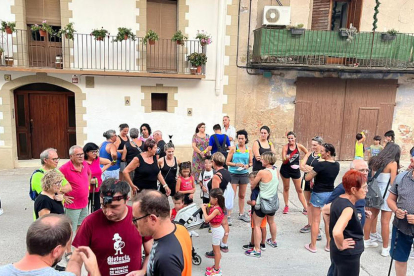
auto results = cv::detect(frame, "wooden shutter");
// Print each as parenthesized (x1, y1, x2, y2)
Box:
(311, 0, 332, 30)
(347, 0, 363, 30)
(25, 0, 61, 26)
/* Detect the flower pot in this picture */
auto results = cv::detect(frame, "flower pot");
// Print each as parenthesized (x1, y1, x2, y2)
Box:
(381, 33, 396, 41)
(39, 30, 47, 37)
(124, 35, 128, 40)
(5, 56, 14, 66)
(200, 42, 206, 47)
(190, 67, 197, 75)
(290, 28, 305, 35)
(5, 26, 12, 34)
(196, 66, 202, 74)
(339, 30, 348, 37)
(149, 39, 155, 45)
(96, 36, 104, 41)
(176, 40, 182, 45)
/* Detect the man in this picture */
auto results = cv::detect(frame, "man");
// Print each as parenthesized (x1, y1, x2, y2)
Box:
(132, 190, 192, 276)
(0, 214, 100, 276)
(73, 179, 152, 276)
(59, 145, 91, 256)
(387, 147, 414, 276)
(153, 130, 166, 159)
(222, 116, 236, 147)
(323, 159, 371, 276)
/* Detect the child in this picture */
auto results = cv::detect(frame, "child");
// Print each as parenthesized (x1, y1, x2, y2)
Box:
(171, 192, 185, 221)
(199, 157, 214, 204)
(354, 131, 366, 160)
(201, 188, 225, 276)
(367, 135, 383, 158)
(242, 172, 267, 251)
(176, 161, 196, 205)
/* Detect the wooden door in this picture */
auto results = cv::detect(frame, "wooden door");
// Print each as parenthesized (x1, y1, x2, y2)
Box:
(28, 26, 62, 68)
(15, 90, 76, 159)
(356, 108, 380, 151)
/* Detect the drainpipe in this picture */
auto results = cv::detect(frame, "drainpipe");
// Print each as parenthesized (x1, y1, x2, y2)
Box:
(215, 0, 226, 96)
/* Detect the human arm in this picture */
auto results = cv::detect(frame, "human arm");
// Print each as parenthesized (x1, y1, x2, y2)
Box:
(388, 161, 398, 187)
(281, 144, 288, 163)
(250, 170, 264, 190)
(270, 142, 276, 154)
(201, 204, 220, 223)
(199, 173, 208, 193)
(99, 157, 112, 172)
(252, 140, 260, 161)
(158, 157, 164, 169)
(38, 208, 51, 217)
(66, 246, 100, 276)
(157, 172, 170, 196)
(175, 177, 181, 194)
(332, 207, 355, 251)
(305, 170, 317, 182)
(225, 136, 231, 150)
(248, 148, 253, 168)
(298, 143, 308, 155)
(123, 157, 140, 194)
(387, 192, 407, 219)
(121, 145, 127, 162)
(60, 177, 72, 193)
(127, 238, 154, 276)
(359, 131, 366, 143)
(226, 147, 237, 167)
(108, 143, 118, 162)
(211, 174, 221, 189)
(300, 152, 311, 172)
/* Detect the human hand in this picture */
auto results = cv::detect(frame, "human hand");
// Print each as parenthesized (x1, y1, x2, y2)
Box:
(63, 195, 74, 204)
(189, 194, 194, 200)
(54, 194, 64, 201)
(339, 238, 355, 251)
(166, 187, 171, 197)
(201, 186, 207, 193)
(201, 204, 207, 210)
(407, 214, 414, 224)
(77, 246, 100, 276)
(364, 210, 372, 219)
(395, 209, 407, 219)
(131, 185, 139, 195)
(255, 156, 261, 161)
(200, 151, 205, 158)
(126, 270, 146, 276)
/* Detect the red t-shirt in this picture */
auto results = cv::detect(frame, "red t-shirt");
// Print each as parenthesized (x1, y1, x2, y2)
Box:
(171, 208, 177, 221)
(73, 206, 152, 276)
(60, 160, 91, 209)
(179, 176, 194, 191)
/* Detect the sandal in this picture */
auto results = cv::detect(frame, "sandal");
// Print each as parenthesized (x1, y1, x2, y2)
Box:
(324, 246, 330, 252)
(304, 243, 317, 253)
(64, 252, 72, 262)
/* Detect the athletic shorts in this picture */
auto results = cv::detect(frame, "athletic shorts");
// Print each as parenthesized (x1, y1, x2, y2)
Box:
(390, 225, 414, 262)
(280, 164, 301, 179)
(302, 177, 311, 192)
(65, 207, 88, 232)
(310, 191, 332, 208)
(119, 161, 127, 172)
(251, 213, 267, 228)
(230, 173, 249, 185)
(254, 206, 276, 218)
(211, 226, 225, 245)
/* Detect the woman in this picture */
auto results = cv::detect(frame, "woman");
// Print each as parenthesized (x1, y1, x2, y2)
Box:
(192, 122, 210, 181)
(280, 131, 308, 214)
(252, 126, 275, 172)
(299, 136, 324, 233)
(305, 143, 340, 253)
(123, 139, 170, 196)
(139, 123, 152, 142)
(226, 129, 253, 223)
(115, 124, 130, 180)
(246, 152, 279, 258)
(100, 130, 123, 180)
(34, 170, 66, 219)
(363, 143, 400, 257)
(330, 170, 367, 275)
(83, 142, 111, 213)
(205, 152, 232, 257)
(125, 128, 144, 164)
(158, 142, 180, 196)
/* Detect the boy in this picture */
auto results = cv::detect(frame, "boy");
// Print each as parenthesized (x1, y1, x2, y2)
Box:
(367, 135, 383, 158)
(242, 172, 267, 251)
(354, 131, 366, 160)
(171, 192, 185, 221)
(199, 157, 214, 204)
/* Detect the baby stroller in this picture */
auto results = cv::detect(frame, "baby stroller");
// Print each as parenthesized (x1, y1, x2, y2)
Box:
(174, 202, 204, 265)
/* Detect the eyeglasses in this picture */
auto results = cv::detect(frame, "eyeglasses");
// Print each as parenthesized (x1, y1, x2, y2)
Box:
(89, 150, 98, 154)
(75, 153, 84, 157)
(54, 180, 62, 186)
(48, 158, 60, 162)
(132, 214, 150, 225)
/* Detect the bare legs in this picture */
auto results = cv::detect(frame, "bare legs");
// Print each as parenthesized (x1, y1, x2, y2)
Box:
(231, 183, 247, 215)
(309, 205, 322, 250)
(253, 213, 276, 251)
(282, 176, 307, 210)
(364, 207, 380, 241)
(221, 216, 230, 245)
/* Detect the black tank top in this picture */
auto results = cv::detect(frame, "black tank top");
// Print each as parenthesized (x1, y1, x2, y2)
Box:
(253, 140, 272, 171)
(125, 140, 143, 164)
(304, 152, 320, 184)
(207, 168, 231, 192)
(118, 135, 130, 150)
(160, 157, 178, 187)
(282, 144, 300, 167)
(133, 154, 160, 190)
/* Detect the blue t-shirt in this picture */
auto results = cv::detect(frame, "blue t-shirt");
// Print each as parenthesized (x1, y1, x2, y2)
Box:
(208, 134, 230, 154)
(326, 183, 366, 227)
(0, 264, 74, 276)
(251, 187, 260, 201)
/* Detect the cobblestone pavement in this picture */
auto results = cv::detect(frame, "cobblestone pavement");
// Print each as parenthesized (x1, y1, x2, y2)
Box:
(0, 162, 413, 276)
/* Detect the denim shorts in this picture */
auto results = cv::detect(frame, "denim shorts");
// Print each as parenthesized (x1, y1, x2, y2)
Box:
(102, 169, 120, 180)
(390, 225, 414, 262)
(310, 191, 332, 208)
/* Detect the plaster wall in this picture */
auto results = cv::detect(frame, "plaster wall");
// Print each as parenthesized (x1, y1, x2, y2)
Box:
(0, 0, 15, 22)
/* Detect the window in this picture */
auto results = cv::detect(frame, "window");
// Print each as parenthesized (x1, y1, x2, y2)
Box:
(151, 93, 168, 111)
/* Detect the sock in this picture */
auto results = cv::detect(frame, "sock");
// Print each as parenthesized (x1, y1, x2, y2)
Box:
(220, 241, 227, 247)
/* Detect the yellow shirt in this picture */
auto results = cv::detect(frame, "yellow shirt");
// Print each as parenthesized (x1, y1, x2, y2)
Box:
(355, 141, 364, 158)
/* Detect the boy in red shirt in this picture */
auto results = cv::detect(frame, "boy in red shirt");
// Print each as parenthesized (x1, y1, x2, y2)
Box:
(171, 192, 185, 221)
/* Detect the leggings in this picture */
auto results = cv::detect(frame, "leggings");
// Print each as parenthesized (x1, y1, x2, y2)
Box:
(331, 252, 361, 276)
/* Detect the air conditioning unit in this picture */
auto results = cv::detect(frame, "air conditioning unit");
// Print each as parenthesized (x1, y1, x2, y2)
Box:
(262, 6, 291, 26)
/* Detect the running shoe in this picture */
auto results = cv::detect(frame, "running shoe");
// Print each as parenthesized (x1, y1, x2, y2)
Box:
(364, 239, 379, 248)
(283, 205, 289, 214)
(381, 247, 390, 257)
(206, 266, 221, 272)
(205, 251, 215, 258)
(245, 249, 261, 258)
(220, 245, 229, 253)
(300, 224, 311, 233)
(205, 268, 222, 276)
(242, 243, 254, 250)
(227, 216, 232, 226)
(238, 213, 251, 222)
(266, 238, 278, 248)
(208, 227, 212, 233)
(317, 233, 322, 241)
(302, 208, 307, 216)
(370, 232, 383, 243)
(260, 243, 266, 251)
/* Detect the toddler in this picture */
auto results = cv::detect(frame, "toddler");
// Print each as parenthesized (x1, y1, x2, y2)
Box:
(176, 161, 196, 205)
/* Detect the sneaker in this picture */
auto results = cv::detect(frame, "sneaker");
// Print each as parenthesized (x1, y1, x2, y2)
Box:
(205, 268, 222, 276)
(200, 222, 210, 229)
(317, 233, 322, 241)
(300, 224, 311, 233)
(227, 216, 232, 226)
(370, 232, 383, 243)
(242, 243, 254, 250)
(220, 245, 229, 253)
(208, 227, 212, 233)
(302, 208, 308, 216)
(266, 238, 278, 248)
(205, 250, 215, 258)
(364, 239, 379, 248)
(238, 213, 251, 222)
(283, 205, 289, 214)
(381, 247, 390, 257)
(260, 243, 266, 251)
(206, 266, 221, 272)
(245, 249, 261, 258)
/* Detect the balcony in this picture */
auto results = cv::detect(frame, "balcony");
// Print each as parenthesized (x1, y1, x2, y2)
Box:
(0, 29, 205, 79)
(251, 27, 414, 72)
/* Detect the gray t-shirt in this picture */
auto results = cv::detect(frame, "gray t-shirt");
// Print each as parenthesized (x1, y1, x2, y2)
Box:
(0, 264, 75, 276)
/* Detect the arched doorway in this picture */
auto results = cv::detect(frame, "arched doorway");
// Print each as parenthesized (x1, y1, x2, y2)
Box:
(14, 83, 76, 159)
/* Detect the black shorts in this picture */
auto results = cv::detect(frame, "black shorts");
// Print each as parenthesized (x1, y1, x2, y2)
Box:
(160, 182, 176, 197)
(184, 194, 193, 205)
(254, 206, 276, 218)
(303, 179, 311, 192)
(280, 164, 301, 179)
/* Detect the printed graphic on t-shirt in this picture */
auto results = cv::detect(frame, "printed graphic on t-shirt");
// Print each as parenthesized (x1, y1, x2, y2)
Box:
(108, 233, 130, 275)
(147, 241, 158, 276)
(289, 153, 299, 164)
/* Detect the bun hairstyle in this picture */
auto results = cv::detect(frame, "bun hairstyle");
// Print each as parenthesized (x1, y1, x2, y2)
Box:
(103, 130, 116, 139)
(322, 143, 336, 157)
(236, 129, 249, 144)
(164, 141, 175, 151)
(260, 126, 271, 141)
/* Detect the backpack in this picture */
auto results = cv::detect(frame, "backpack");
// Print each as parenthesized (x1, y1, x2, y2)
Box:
(213, 134, 228, 159)
(29, 169, 44, 201)
(365, 166, 389, 209)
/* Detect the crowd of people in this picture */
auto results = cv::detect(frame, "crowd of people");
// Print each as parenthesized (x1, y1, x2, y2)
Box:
(0, 118, 414, 276)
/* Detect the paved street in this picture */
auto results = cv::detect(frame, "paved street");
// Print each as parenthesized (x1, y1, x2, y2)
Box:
(0, 162, 413, 276)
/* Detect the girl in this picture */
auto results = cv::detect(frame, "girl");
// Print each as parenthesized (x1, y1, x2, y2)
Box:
(201, 188, 225, 276)
(176, 161, 196, 205)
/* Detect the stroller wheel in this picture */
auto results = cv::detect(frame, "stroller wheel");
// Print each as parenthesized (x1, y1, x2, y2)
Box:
(192, 254, 202, 265)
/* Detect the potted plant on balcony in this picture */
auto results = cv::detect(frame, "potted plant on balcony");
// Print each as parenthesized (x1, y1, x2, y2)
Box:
(172, 30, 187, 45)
(58, 23, 76, 40)
(187, 52, 207, 74)
(195, 30, 212, 47)
(339, 26, 358, 42)
(381, 29, 398, 41)
(91, 27, 108, 41)
(114, 27, 136, 42)
(31, 20, 53, 37)
(1, 21, 16, 34)
(143, 30, 159, 45)
(288, 24, 305, 35)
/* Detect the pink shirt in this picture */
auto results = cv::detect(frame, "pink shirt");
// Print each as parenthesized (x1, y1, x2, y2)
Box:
(60, 160, 91, 209)
(179, 176, 194, 191)
(86, 158, 103, 193)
